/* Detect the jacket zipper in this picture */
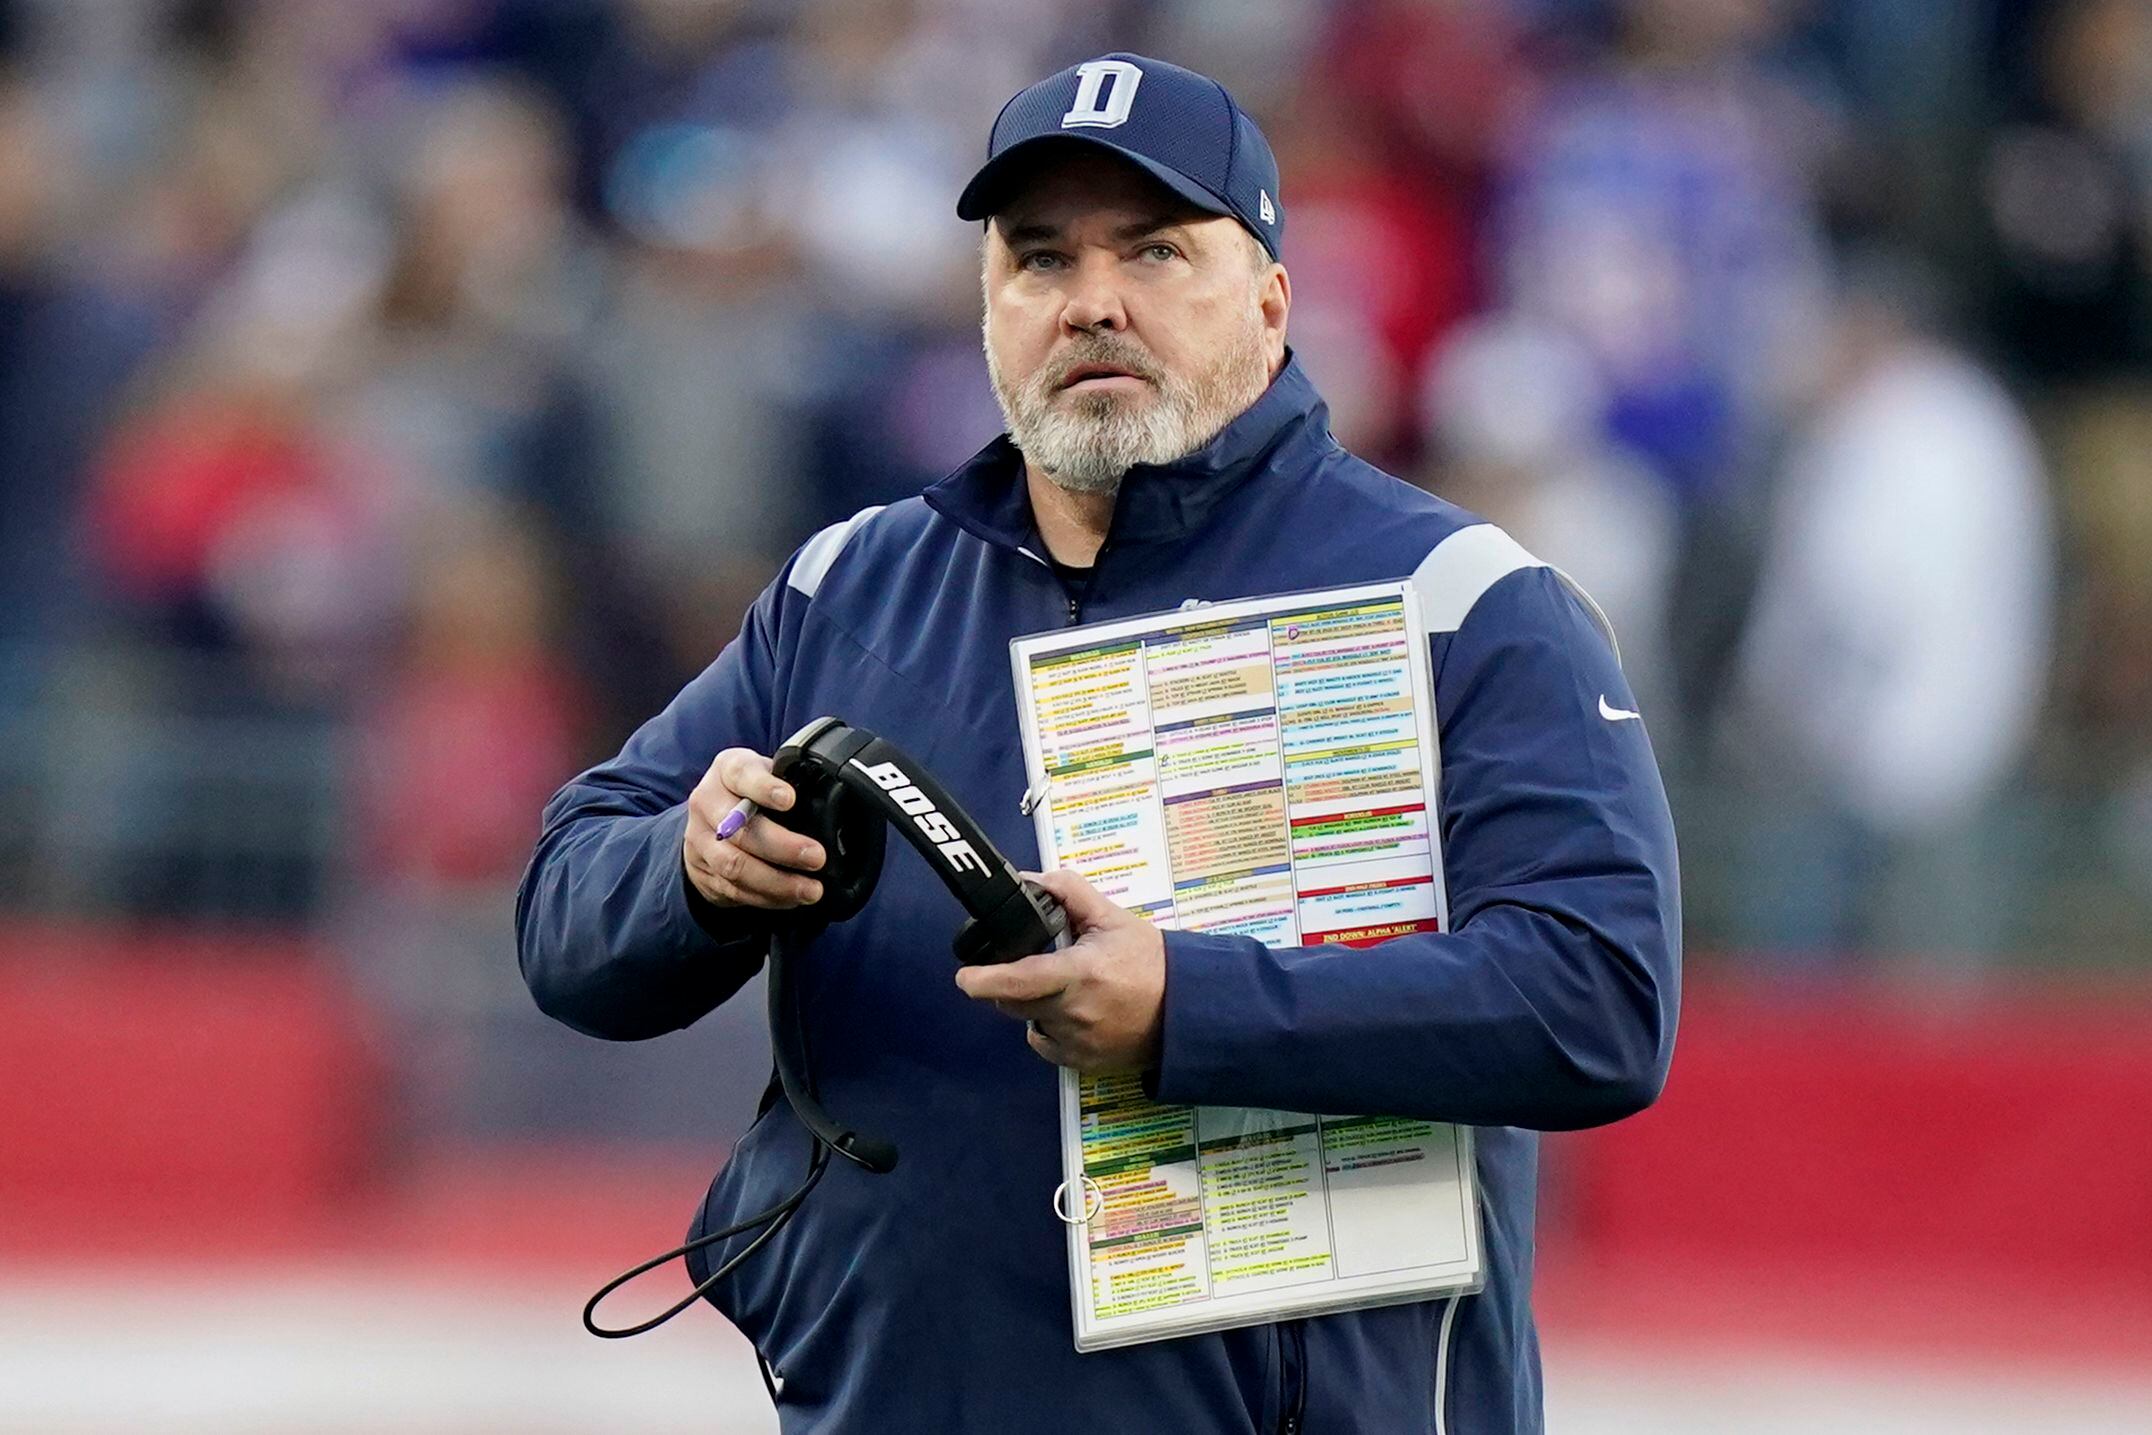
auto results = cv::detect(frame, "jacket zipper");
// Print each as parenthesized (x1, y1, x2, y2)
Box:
(1071, 532, 1117, 624)
(1021, 543, 1086, 626)
(1062, 544, 1105, 626)
(1025, 532, 1108, 627)
(1276, 1320, 1307, 1435)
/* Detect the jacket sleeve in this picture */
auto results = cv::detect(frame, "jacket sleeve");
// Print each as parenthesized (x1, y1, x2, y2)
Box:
(512, 575, 793, 1041)
(1149, 566, 1681, 1130)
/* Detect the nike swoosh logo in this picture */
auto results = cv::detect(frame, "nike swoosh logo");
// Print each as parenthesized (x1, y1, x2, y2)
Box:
(1599, 695, 1643, 722)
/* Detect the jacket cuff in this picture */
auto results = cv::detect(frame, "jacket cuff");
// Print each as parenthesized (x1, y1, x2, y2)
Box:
(1148, 927, 1267, 1107)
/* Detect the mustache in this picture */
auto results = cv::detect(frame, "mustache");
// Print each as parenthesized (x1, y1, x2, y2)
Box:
(1041, 339, 1165, 391)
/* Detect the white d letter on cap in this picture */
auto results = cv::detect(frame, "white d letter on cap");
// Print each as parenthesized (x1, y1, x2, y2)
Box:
(1062, 60, 1143, 129)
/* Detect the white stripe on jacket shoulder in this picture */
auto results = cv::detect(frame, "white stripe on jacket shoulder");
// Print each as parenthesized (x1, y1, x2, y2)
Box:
(788, 506, 888, 598)
(1411, 521, 1620, 665)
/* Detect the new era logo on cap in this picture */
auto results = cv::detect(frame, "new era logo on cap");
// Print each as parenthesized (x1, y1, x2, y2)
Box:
(956, 52, 1285, 259)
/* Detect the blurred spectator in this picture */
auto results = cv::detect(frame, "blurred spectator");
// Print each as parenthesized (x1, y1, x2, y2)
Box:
(345, 74, 692, 728)
(1420, 313, 1679, 723)
(767, 0, 1018, 528)
(1490, 0, 1833, 503)
(350, 78, 604, 522)
(1322, 0, 1537, 179)
(1981, 0, 2152, 386)
(1263, 77, 1480, 461)
(2041, 389, 2152, 782)
(0, 74, 106, 667)
(1239, 0, 1534, 462)
(81, 283, 391, 702)
(356, 495, 585, 891)
(566, 0, 789, 218)
(1977, 2, 2152, 856)
(585, 221, 813, 670)
(1723, 255, 2053, 954)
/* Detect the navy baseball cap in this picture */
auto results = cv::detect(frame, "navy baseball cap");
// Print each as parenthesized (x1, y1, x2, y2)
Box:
(957, 53, 1284, 258)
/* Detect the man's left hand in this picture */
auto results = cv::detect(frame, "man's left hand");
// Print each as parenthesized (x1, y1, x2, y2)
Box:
(954, 868, 1165, 1074)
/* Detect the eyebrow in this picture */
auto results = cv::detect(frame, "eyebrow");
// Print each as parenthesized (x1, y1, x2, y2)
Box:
(1115, 215, 1189, 242)
(1000, 214, 1192, 248)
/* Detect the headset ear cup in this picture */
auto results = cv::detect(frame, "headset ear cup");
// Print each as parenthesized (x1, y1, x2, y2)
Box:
(764, 757, 884, 925)
(811, 780, 884, 922)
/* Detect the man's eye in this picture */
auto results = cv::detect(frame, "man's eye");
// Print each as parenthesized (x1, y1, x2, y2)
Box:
(1019, 251, 1064, 272)
(1142, 243, 1180, 262)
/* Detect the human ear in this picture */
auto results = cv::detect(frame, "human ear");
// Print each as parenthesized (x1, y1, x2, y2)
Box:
(1260, 262, 1291, 365)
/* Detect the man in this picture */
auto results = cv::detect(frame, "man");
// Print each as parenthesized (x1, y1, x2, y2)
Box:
(517, 53, 1679, 1435)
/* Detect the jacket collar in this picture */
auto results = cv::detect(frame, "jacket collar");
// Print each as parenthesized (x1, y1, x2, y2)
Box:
(923, 350, 1334, 555)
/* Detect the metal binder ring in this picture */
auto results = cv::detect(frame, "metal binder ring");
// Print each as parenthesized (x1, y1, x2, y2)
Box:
(1051, 1176, 1105, 1226)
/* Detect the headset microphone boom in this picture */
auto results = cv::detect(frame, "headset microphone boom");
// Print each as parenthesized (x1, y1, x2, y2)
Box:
(582, 717, 1067, 1337)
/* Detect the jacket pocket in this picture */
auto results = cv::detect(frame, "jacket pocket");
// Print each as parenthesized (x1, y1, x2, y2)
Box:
(684, 1070, 784, 1293)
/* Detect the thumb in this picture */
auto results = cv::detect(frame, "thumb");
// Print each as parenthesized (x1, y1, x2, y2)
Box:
(1030, 867, 1124, 933)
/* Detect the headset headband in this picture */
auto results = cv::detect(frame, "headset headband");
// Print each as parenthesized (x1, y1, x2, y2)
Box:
(761, 716, 1066, 1175)
(772, 717, 1062, 966)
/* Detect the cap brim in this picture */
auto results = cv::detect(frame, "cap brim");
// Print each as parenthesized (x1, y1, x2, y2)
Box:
(956, 133, 1235, 226)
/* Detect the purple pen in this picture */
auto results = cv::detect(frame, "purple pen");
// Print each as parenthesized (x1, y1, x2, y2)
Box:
(715, 796, 757, 841)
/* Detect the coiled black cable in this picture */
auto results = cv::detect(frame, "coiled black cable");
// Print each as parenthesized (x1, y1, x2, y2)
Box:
(581, 928, 865, 1339)
(581, 1137, 828, 1340)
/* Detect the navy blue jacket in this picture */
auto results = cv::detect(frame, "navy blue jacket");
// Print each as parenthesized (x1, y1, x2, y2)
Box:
(516, 356, 1681, 1434)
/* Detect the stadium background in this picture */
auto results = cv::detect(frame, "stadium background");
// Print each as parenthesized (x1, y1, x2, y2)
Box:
(1, 0, 2148, 1430)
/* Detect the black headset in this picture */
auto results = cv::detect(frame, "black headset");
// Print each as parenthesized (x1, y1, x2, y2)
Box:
(769, 716, 1068, 969)
(583, 717, 1066, 1339)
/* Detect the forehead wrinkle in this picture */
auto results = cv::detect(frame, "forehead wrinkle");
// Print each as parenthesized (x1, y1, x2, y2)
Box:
(993, 211, 1216, 260)
(999, 220, 1060, 247)
(992, 153, 1212, 240)
(1113, 214, 1191, 242)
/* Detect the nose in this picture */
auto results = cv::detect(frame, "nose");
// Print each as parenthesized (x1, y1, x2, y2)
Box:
(1059, 254, 1128, 335)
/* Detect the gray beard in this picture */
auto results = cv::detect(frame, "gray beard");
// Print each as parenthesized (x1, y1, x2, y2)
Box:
(986, 321, 1271, 498)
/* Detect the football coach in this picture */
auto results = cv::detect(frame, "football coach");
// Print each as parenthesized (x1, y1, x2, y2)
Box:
(517, 52, 1680, 1435)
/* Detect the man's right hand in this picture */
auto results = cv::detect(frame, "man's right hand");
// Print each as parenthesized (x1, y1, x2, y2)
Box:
(684, 748, 827, 910)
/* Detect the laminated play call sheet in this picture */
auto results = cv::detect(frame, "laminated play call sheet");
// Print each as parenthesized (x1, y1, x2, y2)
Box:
(1009, 582, 1483, 1351)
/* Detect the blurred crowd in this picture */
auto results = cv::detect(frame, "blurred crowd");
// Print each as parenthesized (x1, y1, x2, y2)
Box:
(5, 0, 2152, 989)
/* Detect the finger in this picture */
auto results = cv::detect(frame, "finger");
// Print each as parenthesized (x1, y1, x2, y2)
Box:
(1030, 868, 1124, 932)
(691, 833, 824, 908)
(992, 995, 1066, 1025)
(954, 949, 1075, 1003)
(733, 814, 825, 872)
(1026, 1020, 1072, 1067)
(1025, 1021, 1109, 1073)
(715, 749, 797, 812)
(690, 854, 818, 912)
